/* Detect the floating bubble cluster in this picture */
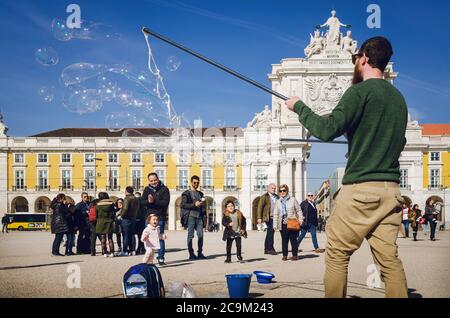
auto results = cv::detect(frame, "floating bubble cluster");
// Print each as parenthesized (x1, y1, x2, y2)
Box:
(51, 18, 120, 41)
(166, 56, 181, 72)
(62, 86, 103, 114)
(37, 86, 55, 102)
(35, 47, 59, 66)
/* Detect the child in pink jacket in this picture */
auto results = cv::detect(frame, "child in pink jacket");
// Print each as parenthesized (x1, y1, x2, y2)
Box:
(141, 214, 167, 264)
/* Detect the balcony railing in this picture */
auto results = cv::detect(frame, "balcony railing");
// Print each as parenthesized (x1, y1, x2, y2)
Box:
(223, 185, 238, 191)
(428, 185, 444, 191)
(176, 185, 190, 191)
(253, 185, 266, 191)
(201, 185, 214, 191)
(59, 185, 74, 191)
(400, 185, 411, 191)
(12, 186, 27, 191)
(82, 186, 97, 191)
(35, 185, 50, 191)
(106, 185, 121, 191)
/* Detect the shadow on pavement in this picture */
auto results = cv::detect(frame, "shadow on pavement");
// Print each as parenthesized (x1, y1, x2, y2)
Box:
(298, 254, 320, 260)
(249, 292, 265, 298)
(160, 262, 194, 268)
(0, 260, 83, 271)
(165, 248, 187, 253)
(242, 258, 267, 263)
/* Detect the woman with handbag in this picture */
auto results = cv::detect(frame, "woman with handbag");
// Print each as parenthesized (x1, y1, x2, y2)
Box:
(273, 184, 304, 261)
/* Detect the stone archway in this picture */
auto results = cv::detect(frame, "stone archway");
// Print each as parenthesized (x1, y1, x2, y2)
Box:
(11, 196, 29, 213)
(426, 196, 444, 221)
(402, 196, 412, 207)
(35, 196, 51, 213)
(252, 196, 261, 230)
(222, 196, 240, 214)
(204, 196, 215, 230)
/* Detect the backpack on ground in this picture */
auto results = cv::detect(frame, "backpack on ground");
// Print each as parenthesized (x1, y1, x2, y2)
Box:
(122, 263, 165, 298)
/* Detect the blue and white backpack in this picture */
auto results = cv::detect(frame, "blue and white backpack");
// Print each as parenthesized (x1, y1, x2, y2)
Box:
(122, 263, 165, 298)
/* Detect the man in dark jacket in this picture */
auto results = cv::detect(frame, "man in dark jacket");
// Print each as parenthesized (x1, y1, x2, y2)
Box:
(256, 183, 278, 255)
(51, 194, 69, 256)
(181, 175, 207, 260)
(75, 192, 90, 254)
(298, 193, 325, 253)
(2, 214, 10, 233)
(120, 186, 140, 256)
(141, 173, 170, 265)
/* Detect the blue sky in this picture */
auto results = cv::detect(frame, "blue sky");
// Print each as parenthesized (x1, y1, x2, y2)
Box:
(0, 0, 448, 191)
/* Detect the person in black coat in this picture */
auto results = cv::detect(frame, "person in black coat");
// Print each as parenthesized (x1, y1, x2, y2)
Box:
(51, 193, 69, 256)
(298, 192, 325, 253)
(75, 192, 91, 254)
(140, 172, 170, 265)
(65, 204, 77, 255)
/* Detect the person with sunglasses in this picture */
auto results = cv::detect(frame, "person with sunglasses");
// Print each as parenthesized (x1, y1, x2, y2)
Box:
(181, 175, 207, 260)
(286, 37, 409, 298)
(298, 193, 325, 254)
(273, 185, 303, 261)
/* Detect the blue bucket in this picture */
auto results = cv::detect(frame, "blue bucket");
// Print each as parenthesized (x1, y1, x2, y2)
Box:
(253, 271, 275, 284)
(225, 274, 252, 298)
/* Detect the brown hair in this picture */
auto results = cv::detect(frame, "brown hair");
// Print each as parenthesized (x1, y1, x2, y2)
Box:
(279, 184, 289, 193)
(146, 214, 159, 223)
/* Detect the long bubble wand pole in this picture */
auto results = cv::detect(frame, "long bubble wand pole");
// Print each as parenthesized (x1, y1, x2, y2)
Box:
(142, 27, 288, 101)
(142, 27, 348, 145)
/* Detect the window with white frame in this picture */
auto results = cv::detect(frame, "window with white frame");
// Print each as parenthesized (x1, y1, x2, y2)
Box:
(85, 169, 95, 189)
(225, 152, 236, 164)
(255, 168, 267, 189)
(202, 150, 212, 164)
(61, 153, 71, 163)
(202, 169, 212, 188)
(38, 153, 48, 163)
(399, 169, 408, 188)
(108, 153, 118, 163)
(226, 168, 236, 187)
(430, 152, 440, 162)
(38, 170, 48, 189)
(155, 153, 165, 163)
(61, 170, 71, 189)
(178, 169, 188, 188)
(109, 169, 119, 190)
(178, 150, 188, 163)
(430, 169, 440, 188)
(132, 169, 142, 189)
(131, 153, 141, 163)
(155, 169, 165, 184)
(85, 153, 95, 163)
(14, 153, 24, 163)
(15, 170, 25, 189)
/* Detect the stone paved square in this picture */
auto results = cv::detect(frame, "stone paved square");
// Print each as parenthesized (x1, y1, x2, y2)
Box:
(0, 230, 448, 298)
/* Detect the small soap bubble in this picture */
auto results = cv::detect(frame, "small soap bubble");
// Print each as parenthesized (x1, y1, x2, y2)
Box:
(166, 56, 181, 72)
(51, 18, 72, 41)
(35, 47, 59, 66)
(37, 86, 55, 102)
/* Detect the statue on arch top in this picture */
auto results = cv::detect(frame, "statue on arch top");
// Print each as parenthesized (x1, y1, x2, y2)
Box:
(0, 111, 8, 137)
(316, 9, 351, 47)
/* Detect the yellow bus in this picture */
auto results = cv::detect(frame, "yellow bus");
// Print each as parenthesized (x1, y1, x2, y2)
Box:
(5, 213, 50, 231)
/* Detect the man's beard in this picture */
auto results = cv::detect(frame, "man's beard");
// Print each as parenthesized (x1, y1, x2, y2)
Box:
(352, 63, 363, 85)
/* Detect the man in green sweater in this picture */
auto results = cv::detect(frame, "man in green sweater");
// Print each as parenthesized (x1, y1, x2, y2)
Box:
(286, 36, 408, 298)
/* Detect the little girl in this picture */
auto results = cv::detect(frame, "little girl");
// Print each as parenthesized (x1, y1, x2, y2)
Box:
(141, 214, 167, 264)
(222, 200, 247, 263)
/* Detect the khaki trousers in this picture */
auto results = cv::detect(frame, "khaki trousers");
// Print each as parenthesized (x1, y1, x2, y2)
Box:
(324, 181, 408, 298)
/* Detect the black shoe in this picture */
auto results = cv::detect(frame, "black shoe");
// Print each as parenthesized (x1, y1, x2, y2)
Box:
(157, 258, 166, 266)
(224, 258, 231, 263)
(268, 250, 277, 255)
(90, 252, 96, 256)
(431, 238, 436, 241)
(197, 253, 207, 260)
(52, 253, 64, 257)
(237, 255, 243, 262)
(189, 254, 197, 260)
